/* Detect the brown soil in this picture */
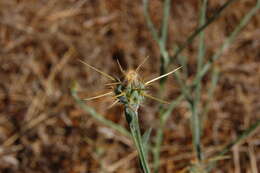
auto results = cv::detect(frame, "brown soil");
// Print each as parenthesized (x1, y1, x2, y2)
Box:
(0, 0, 259, 172)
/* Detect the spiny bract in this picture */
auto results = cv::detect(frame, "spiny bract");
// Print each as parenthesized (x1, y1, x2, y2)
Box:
(79, 58, 181, 109)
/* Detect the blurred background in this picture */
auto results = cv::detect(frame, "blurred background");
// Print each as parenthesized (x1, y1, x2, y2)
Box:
(0, 0, 259, 172)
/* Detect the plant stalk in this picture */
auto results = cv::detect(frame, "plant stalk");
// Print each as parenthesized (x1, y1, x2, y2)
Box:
(125, 107, 151, 173)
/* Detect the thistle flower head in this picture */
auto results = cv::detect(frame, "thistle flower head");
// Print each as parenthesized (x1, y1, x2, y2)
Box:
(79, 59, 181, 110)
(112, 70, 144, 110)
(125, 70, 139, 84)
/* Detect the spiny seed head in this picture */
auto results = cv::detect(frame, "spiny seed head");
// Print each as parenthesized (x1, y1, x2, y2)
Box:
(79, 59, 180, 108)
(115, 69, 145, 109)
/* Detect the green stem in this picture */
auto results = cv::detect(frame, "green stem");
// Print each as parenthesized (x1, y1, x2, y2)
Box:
(189, 102, 202, 161)
(143, 1, 190, 172)
(161, 0, 171, 45)
(125, 107, 151, 173)
(143, 0, 160, 42)
(201, 68, 219, 130)
(190, 0, 208, 162)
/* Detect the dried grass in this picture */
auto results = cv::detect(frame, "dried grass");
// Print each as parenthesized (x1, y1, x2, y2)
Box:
(0, 0, 259, 172)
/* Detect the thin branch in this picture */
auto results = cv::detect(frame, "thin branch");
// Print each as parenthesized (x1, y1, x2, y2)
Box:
(207, 120, 260, 171)
(143, 0, 160, 42)
(171, 0, 238, 61)
(161, 0, 171, 45)
(193, 0, 260, 85)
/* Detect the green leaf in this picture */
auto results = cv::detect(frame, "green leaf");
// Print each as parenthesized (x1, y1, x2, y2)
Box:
(142, 128, 152, 145)
(142, 128, 152, 158)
